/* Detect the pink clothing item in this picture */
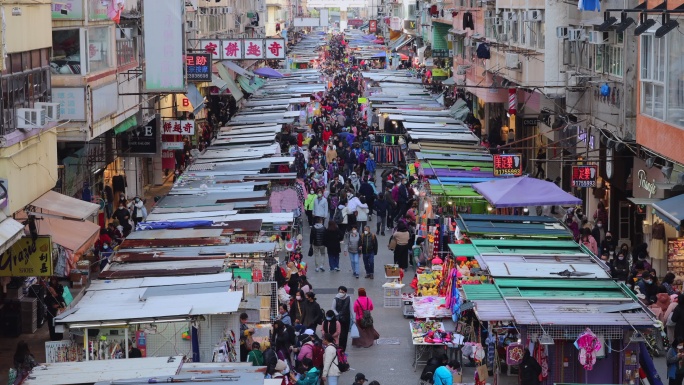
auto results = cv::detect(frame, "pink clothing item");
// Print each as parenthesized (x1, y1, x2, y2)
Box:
(297, 341, 314, 362)
(354, 296, 374, 322)
(576, 329, 602, 370)
(270, 189, 300, 215)
(581, 237, 598, 255)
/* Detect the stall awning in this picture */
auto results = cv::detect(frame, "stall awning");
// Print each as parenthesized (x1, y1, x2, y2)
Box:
(442, 77, 456, 86)
(38, 217, 100, 257)
(0, 212, 25, 256)
(653, 194, 684, 230)
(29, 191, 99, 220)
(211, 76, 228, 92)
(217, 63, 244, 101)
(448, 243, 478, 257)
(113, 115, 138, 135)
(223, 60, 254, 77)
(238, 75, 265, 94)
(186, 83, 205, 114)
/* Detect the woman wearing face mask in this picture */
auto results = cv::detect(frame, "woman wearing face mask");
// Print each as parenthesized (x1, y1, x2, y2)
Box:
(304, 189, 316, 226)
(600, 231, 617, 258)
(322, 310, 341, 345)
(127, 196, 146, 230)
(580, 228, 598, 256)
(612, 251, 630, 282)
(290, 289, 307, 327)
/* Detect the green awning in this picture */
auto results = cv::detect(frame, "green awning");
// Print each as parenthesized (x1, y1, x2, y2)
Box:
(237, 75, 265, 94)
(448, 244, 478, 257)
(462, 285, 502, 301)
(217, 63, 244, 101)
(113, 115, 138, 135)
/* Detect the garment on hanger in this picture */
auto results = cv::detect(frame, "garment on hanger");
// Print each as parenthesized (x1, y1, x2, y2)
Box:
(112, 175, 127, 193)
(652, 220, 666, 240)
(372, 145, 404, 164)
(463, 12, 475, 30)
(578, 0, 600, 12)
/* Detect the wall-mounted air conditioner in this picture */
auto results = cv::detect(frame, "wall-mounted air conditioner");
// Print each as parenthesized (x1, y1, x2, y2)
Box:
(505, 52, 521, 70)
(556, 26, 569, 39)
(503, 11, 517, 21)
(568, 28, 584, 41)
(493, 17, 502, 26)
(16, 108, 46, 131)
(587, 30, 614, 44)
(527, 10, 542, 21)
(35, 102, 61, 122)
(115, 28, 132, 40)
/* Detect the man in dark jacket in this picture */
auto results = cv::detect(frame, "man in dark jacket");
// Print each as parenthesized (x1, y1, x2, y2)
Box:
(384, 184, 396, 230)
(310, 218, 327, 272)
(358, 178, 375, 220)
(302, 292, 323, 330)
(672, 294, 684, 342)
(360, 225, 379, 279)
(520, 349, 542, 385)
(374, 194, 389, 235)
(395, 177, 409, 223)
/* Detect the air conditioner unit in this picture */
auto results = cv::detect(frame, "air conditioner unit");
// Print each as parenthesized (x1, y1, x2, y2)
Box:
(493, 17, 502, 26)
(520, 11, 528, 21)
(226, 6, 233, 13)
(447, 33, 453, 41)
(527, 9, 542, 21)
(505, 52, 521, 69)
(35, 102, 61, 122)
(16, 108, 46, 131)
(503, 11, 517, 21)
(115, 27, 132, 40)
(485, 9, 496, 18)
(556, 26, 569, 39)
(587, 30, 613, 44)
(498, 33, 508, 41)
(568, 28, 584, 41)
(186, 20, 197, 31)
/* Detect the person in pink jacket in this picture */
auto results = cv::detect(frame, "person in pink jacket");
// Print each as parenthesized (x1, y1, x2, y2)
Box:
(353, 288, 379, 348)
(296, 330, 316, 362)
(580, 228, 598, 256)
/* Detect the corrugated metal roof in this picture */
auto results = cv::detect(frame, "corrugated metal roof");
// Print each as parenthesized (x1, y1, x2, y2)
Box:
(0, 213, 26, 255)
(126, 229, 225, 240)
(87, 273, 233, 291)
(495, 278, 621, 290)
(508, 300, 656, 326)
(448, 244, 478, 257)
(24, 356, 184, 385)
(472, 300, 513, 321)
(483, 260, 610, 279)
(463, 285, 502, 300)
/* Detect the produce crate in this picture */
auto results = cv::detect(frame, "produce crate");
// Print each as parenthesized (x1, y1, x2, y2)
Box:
(384, 287, 402, 298)
(384, 264, 400, 278)
(383, 297, 402, 308)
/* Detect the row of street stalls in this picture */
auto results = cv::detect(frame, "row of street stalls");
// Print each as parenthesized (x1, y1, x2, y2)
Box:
(42, 75, 327, 367)
(22, 356, 271, 385)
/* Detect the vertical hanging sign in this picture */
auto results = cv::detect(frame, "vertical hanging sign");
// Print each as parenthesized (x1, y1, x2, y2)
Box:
(143, 0, 185, 92)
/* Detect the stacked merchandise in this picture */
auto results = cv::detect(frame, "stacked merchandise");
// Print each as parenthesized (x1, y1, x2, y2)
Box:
(20, 297, 37, 334)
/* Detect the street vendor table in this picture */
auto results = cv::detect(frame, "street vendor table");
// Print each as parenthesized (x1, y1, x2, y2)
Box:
(410, 321, 463, 370)
(412, 296, 452, 319)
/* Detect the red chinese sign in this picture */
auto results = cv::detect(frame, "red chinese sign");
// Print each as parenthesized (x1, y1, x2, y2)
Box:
(223, 40, 242, 59)
(244, 39, 264, 59)
(493, 154, 522, 176)
(369, 20, 377, 33)
(265, 39, 285, 59)
(162, 120, 195, 136)
(571, 165, 597, 188)
(202, 40, 221, 58)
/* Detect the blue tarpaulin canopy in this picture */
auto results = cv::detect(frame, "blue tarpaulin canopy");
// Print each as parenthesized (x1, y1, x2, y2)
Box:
(653, 194, 684, 231)
(472, 176, 582, 208)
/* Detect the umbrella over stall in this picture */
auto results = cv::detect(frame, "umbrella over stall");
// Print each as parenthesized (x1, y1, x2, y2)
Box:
(253, 67, 284, 78)
(471, 176, 582, 208)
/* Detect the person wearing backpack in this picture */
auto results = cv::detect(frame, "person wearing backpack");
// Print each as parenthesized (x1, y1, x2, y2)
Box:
(331, 286, 352, 351)
(321, 333, 342, 385)
(360, 226, 378, 279)
(333, 203, 349, 235)
(353, 288, 379, 348)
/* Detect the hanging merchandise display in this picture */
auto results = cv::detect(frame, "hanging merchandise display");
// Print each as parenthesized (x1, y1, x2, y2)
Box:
(576, 327, 602, 370)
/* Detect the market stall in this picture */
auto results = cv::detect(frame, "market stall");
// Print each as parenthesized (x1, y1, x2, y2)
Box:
(471, 176, 582, 212)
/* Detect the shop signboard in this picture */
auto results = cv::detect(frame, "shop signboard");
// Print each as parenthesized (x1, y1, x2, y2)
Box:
(186, 53, 212, 82)
(200, 39, 286, 60)
(571, 165, 597, 188)
(163, 120, 195, 135)
(52, 0, 84, 19)
(0, 236, 53, 277)
(162, 150, 176, 169)
(121, 118, 159, 156)
(143, 0, 185, 92)
(369, 20, 377, 33)
(493, 154, 522, 176)
(348, 19, 364, 27)
(432, 49, 450, 58)
(51, 87, 86, 121)
(404, 20, 416, 29)
(522, 118, 538, 126)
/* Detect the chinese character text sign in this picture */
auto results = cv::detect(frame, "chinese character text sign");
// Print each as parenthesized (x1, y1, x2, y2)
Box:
(493, 154, 522, 176)
(571, 165, 597, 188)
(143, 0, 185, 91)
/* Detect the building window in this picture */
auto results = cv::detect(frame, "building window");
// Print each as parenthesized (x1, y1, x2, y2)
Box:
(116, 39, 136, 67)
(668, 29, 684, 126)
(640, 34, 666, 120)
(51, 29, 85, 75)
(88, 27, 113, 73)
(594, 43, 623, 77)
(1, 50, 51, 135)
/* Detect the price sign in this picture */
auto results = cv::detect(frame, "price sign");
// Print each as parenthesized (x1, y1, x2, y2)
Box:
(571, 165, 597, 188)
(493, 154, 522, 176)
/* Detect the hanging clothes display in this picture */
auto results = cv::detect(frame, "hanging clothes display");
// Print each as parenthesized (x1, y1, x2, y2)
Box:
(578, 0, 600, 12)
(463, 12, 475, 30)
(372, 145, 404, 164)
(576, 328, 602, 370)
(269, 188, 301, 217)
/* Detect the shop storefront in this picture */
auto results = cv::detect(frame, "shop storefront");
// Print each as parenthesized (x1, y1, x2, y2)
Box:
(628, 157, 680, 275)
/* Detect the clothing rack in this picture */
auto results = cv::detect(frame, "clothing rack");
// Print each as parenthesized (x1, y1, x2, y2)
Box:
(372, 144, 404, 164)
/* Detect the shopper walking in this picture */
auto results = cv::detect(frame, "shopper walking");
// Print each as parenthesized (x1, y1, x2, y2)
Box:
(310, 217, 327, 272)
(313, 188, 329, 222)
(345, 225, 361, 278)
(360, 226, 378, 279)
(352, 288, 379, 348)
(302, 292, 323, 331)
(667, 339, 684, 385)
(321, 333, 341, 385)
(331, 286, 352, 351)
(322, 310, 341, 345)
(390, 222, 411, 270)
(374, 193, 389, 235)
(324, 221, 343, 272)
(304, 189, 316, 226)
(290, 289, 307, 328)
(356, 196, 370, 231)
